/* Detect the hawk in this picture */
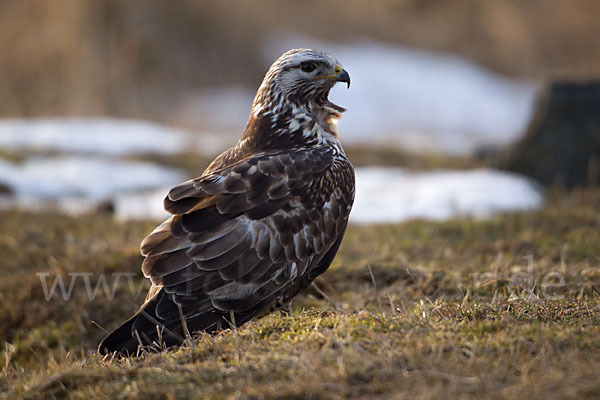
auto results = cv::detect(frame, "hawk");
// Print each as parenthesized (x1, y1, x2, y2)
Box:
(99, 49, 354, 355)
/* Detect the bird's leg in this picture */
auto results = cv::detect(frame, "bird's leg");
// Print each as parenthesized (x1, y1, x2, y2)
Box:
(280, 300, 293, 316)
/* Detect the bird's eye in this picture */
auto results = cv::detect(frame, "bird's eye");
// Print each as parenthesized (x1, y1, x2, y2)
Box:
(300, 62, 317, 73)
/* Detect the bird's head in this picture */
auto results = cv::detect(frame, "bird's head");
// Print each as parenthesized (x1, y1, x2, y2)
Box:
(256, 48, 350, 108)
(241, 49, 350, 150)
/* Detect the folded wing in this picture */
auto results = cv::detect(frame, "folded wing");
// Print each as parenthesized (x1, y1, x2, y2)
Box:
(99, 146, 354, 354)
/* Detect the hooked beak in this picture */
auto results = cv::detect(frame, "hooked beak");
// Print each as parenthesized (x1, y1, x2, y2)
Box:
(335, 68, 351, 88)
(334, 64, 350, 88)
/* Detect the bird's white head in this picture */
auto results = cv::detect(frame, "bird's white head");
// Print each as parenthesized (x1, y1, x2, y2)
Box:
(256, 48, 350, 108)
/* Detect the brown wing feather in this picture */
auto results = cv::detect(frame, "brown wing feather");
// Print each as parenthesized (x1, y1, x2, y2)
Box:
(151, 145, 351, 301)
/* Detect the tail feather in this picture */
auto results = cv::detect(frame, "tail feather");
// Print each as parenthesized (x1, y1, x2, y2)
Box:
(97, 285, 290, 356)
(98, 297, 162, 356)
(98, 317, 139, 356)
(98, 290, 226, 356)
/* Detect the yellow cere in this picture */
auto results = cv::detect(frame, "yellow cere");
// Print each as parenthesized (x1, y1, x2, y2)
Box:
(312, 64, 343, 81)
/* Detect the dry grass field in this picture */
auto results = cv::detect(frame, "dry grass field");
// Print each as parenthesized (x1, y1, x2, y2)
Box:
(1, 188, 599, 399)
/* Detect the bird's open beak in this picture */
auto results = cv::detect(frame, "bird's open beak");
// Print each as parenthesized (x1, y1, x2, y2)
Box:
(313, 64, 351, 88)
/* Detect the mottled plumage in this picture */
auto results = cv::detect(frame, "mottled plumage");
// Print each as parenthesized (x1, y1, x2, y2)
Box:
(99, 49, 354, 355)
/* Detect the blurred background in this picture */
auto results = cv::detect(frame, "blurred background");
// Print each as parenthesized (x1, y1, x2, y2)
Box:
(0, 0, 599, 223)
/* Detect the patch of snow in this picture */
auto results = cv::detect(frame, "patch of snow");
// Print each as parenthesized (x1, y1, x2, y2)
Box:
(327, 41, 537, 154)
(113, 189, 174, 220)
(0, 155, 543, 223)
(0, 156, 185, 207)
(0, 118, 203, 155)
(351, 167, 543, 224)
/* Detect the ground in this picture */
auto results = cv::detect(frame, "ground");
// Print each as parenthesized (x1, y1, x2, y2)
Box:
(1, 189, 599, 399)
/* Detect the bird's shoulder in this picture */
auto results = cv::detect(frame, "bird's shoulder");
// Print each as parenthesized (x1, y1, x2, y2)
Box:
(163, 144, 353, 215)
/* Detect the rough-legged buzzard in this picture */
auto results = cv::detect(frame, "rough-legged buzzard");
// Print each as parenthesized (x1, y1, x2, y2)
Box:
(99, 49, 354, 355)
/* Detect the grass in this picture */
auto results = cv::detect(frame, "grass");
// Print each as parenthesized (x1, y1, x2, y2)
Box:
(1, 188, 599, 399)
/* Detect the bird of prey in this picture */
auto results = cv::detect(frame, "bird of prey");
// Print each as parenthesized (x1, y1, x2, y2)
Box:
(99, 49, 354, 355)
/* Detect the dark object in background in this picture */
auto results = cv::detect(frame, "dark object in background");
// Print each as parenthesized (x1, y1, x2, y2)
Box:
(96, 199, 116, 215)
(0, 182, 12, 195)
(504, 82, 600, 188)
